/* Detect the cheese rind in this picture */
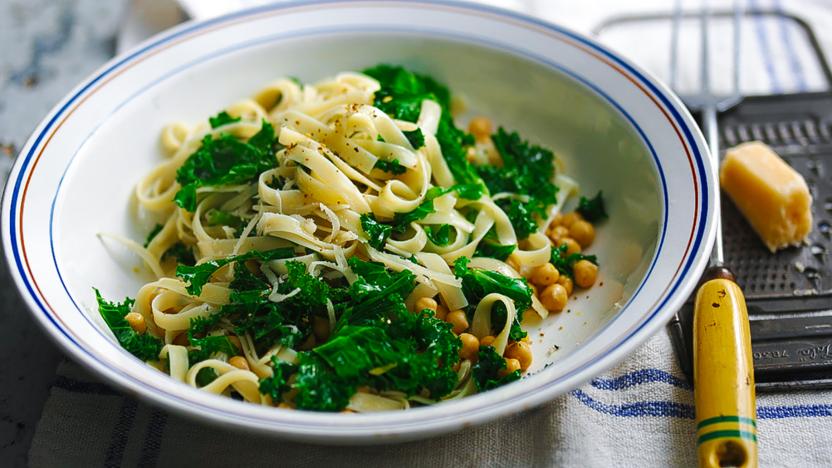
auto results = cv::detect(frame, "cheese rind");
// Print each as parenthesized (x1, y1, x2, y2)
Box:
(720, 141, 812, 252)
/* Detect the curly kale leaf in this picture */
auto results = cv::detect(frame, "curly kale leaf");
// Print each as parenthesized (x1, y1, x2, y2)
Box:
(226, 260, 328, 351)
(280, 259, 460, 411)
(373, 159, 407, 175)
(292, 353, 357, 411)
(362, 64, 451, 120)
(208, 111, 241, 129)
(283, 260, 330, 308)
(477, 128, 559, 239)
(501, 199, 539, 240)
(550, 244, 598, 277)
(174, 121, 278, 211)
(143, 224, 195, 266)
(453, 256, 532, 312)
(166, 243, 195, 266)
(204, 208, 245, 229)
(143, 224, 163, 247)
(403, 128, 425, 149)
(453, 256, 532, 340)
(334, 258, 416, 330)
(576, 191, 608, 222)
(94, 289, 162, 361)
(360, 213, 393, 250)
(175, 247, 294, 296)
(258, 357, 297, 402)
(425, 224, 453, 246)
(472, 345, 521, 391)
(186, 315, 240, 362)
(298, 309, 460, 409)
(473, 238, 516, 261)
(360, 184, 481, 250)
(363, 64, 483, 189)
(390, 184, 478, 229)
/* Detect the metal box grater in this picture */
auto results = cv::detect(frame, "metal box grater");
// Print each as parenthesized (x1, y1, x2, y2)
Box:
(670, 92, 832, 390)
(593, 7, 832, 390)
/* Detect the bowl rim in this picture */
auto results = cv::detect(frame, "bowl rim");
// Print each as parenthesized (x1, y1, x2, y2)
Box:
(1, 0, 715, 442)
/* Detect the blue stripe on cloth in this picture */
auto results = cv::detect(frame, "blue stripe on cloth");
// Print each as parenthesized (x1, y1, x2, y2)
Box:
(748, 0, 783, 93)
(104, 397, 138, 468)
(758, 404, 832, 419)
(53, 375, 122, 396)
(590, 369, 692, 391)
(138, 409, 167, 468)
(773, 0, 808, 91)
(571, 389, 696, 419)
(572, 390, 832, 420)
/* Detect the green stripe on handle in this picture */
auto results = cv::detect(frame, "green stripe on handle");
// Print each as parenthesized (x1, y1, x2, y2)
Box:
(697, 429, 758, 446)
(697, 415, 757, 430)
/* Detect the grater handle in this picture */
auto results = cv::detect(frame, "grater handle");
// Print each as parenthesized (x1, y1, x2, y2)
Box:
(693, 267, 758, 468)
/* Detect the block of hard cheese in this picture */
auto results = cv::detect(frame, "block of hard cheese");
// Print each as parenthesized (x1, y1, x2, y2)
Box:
(720, 141, 812, 252)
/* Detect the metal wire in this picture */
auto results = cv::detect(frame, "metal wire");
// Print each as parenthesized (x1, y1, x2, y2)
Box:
(672, 0, 744, 264)
(595, 3, 805, 265)
(669, 0, 682, 91)
(593, 8, 832, 88)
(700, 1, 724, 263)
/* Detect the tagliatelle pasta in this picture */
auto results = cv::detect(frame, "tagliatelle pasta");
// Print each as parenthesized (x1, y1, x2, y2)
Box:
(94, 65, 607, 412)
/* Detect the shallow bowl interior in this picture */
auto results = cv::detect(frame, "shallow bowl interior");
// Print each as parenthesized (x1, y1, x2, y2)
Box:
(3, 1, 713, 443)
(59, 33, 662, 371)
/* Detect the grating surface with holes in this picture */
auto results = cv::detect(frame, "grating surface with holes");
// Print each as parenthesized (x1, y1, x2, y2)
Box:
(671, 93, 832, 390)
(718, 95, 832, 299)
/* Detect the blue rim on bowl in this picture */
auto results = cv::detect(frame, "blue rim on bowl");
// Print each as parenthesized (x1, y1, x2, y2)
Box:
(1, 0, 715, 442)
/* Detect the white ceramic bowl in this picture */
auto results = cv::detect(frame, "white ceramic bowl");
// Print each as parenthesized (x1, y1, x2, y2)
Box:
(2, 0, 715, 443)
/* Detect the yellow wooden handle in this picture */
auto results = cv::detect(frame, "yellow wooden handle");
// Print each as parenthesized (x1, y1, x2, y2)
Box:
(693, 276, 758, 468)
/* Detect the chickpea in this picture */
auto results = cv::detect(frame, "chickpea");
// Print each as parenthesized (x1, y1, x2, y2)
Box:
(283, 388, 298, 401)
(505, 254, 521, 272)
(505, 341, 533, 371)
(125, 312, 146, 333)
(277, 402, 294, 409)
(468, 116, 493, 141)
(434, 303, 448, 321)
(480, 335, 496, 347)
(466, 146, 477, 162)
(313, 316, 330, 342)
(540, 283, 568, 312)
(415, 296, 438, 313)
(548, 225, 569, 244)
(459, 333, 480, 361)
(557, 275, 574, 296)
(298, 334, 316, 351)
(228, 356, 249, 371)
(485, 144, 502, 166)
(560, 211, 583, 228)
(446, 310, 469, 334)
(550, 213, 564, 227)
(172, 332, 189, 346)
(500, 358, 521, 377)
(560, 237, 582, 256)
(569, 220, 595, 248)
(530, 263, 559, 287)
(573, 259, 599, 288)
